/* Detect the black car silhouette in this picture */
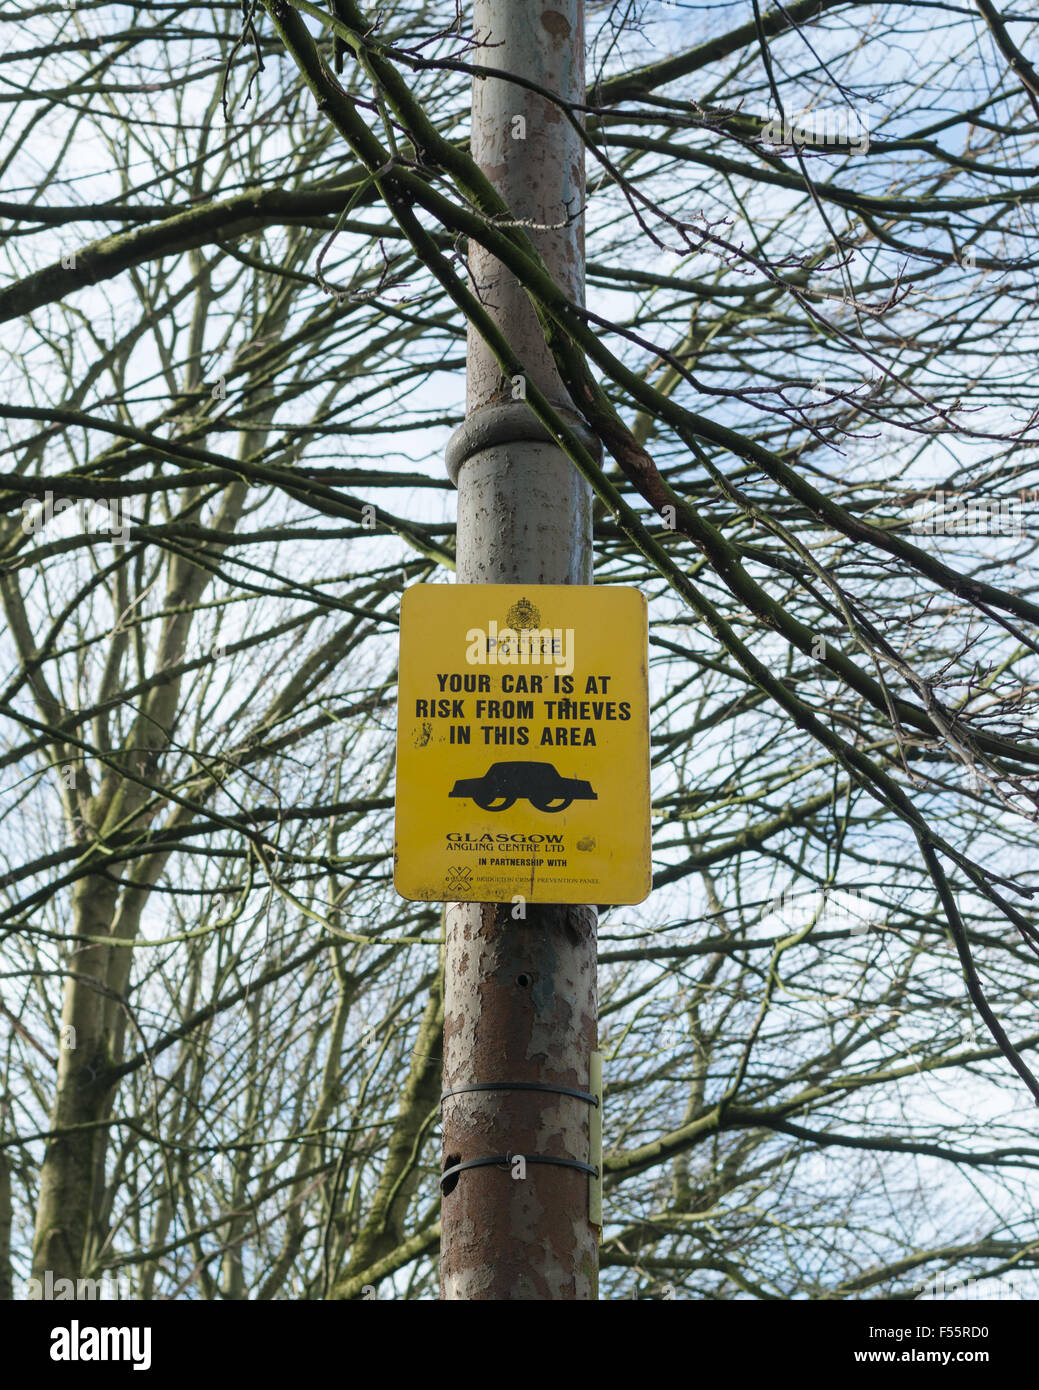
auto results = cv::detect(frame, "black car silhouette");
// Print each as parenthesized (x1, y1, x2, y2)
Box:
(449, 761, 597, 813)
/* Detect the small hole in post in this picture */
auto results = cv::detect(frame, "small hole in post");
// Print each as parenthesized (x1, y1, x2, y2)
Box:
(442, 1153, 461, 1196)
(516, 973, 531, 988)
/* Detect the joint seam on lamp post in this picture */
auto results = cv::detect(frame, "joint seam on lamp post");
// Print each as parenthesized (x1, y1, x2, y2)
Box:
(441, 1081, 599, 1107)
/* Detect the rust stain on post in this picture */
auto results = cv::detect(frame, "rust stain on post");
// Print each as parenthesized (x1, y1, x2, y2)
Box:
(541, 10, 572, 38)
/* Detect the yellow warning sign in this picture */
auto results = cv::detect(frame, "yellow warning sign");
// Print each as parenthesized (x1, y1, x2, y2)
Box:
(394, 584, 651, 905)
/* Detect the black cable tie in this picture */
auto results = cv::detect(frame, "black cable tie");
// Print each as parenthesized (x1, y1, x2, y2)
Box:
(440, 1154, 598, 1191)
(441, 1080, 599, 1107)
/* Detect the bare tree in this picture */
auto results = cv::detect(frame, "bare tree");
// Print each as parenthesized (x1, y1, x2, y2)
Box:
(1, 0, 1038, 1299)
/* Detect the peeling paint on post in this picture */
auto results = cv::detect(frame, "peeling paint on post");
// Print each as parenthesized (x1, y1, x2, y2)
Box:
(441, 0, 598, 1299)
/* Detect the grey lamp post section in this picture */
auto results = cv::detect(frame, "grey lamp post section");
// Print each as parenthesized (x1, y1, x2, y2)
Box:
(439, 0, 602, 1300)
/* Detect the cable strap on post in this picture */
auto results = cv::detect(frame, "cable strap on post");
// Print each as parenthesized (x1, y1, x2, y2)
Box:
(440, 1154, 598, 1192)
(441, 1080, 599, 1107)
